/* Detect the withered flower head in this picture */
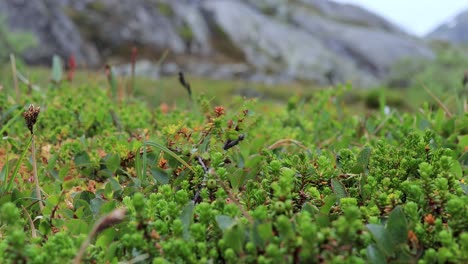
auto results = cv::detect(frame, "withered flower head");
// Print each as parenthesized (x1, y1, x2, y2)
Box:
(23, 104, 40, 134)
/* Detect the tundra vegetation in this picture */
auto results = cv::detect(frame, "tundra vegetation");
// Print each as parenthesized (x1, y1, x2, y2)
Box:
(0, 28, 467, 264)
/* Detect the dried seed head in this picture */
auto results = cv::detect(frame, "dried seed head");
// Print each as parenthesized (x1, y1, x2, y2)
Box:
(95, 208, 127, 234)
(23, 104, 40, 134)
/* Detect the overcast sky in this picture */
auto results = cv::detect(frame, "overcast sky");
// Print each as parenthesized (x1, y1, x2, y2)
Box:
(334, 0, 468, 36)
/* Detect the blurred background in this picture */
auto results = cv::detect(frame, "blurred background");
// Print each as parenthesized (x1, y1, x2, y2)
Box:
(1, 0, 467, 110)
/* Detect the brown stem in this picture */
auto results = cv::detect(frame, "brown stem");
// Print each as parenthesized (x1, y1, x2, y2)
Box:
(31, 135, 44, 211)
(73, 208, 127, 264)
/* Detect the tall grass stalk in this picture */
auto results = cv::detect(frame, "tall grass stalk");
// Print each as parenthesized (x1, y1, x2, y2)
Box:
(10, 54, 19, 103)
(31, 135, 43, 211)
(135, 141, 195, 181)
(4, 136, 32, 193)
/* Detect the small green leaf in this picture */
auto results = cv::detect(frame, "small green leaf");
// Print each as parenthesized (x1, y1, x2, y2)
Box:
(461, 183, 468, 195)
(105, 154, 121, 173)
(96, 228, 116, 248)
(451, 161, 462, 179)
(331, 178, 348, 202)
(253, 222, 273, 249)
(74, 152, 91, 168)
(367, 224, 392, 256)
(151, 168, 170, 184)
(180, 201, 195, 240)
(366, 245, 387, 264)
(353, 147, 371, 173)
(386, 206, 408, 246)
(216, 215, 235, 232)
(224, 224, 244, 254)
(320, 194, 336, 215)
(301, 203, 319, 216)
(317, 194, 336, 227)
(64, 219, 89, 235)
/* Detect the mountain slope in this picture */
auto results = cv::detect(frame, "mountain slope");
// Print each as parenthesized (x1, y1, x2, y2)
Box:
(0, 0, 433, 86)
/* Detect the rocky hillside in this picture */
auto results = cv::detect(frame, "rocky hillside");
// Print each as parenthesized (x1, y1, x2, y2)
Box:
(0, 0, 433, 86)
(427, 8, 468, 44)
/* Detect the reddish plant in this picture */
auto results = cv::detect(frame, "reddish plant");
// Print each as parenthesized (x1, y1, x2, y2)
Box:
(67, 55, 76, 82)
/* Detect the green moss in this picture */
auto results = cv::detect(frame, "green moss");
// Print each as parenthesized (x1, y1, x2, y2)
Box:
(157, 2, 174, 17)
(178, 23, 194, 42)
(209, 23, 246, 62)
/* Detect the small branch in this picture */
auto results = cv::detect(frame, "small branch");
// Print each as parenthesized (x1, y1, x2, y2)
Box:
(422, 83, 453, 118)
(210, 169, 253, 224)
(21, 205, 37, 238)
(192, 156, 208, 203)
(49, 191, 65, 226)
(267, 138, 307, 150)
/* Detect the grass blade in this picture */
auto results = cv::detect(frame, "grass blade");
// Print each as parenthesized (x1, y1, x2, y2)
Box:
(135, 141, 195, 182)
(0, 106, 22, 136)
(5, 136, 33, 192)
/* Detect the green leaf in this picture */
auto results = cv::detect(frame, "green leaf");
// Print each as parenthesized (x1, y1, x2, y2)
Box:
(90, 198, 104, 217)
(320, 194, 336, 215)
(74, 151, 91, 168)
(366, 245, 387, 264)
(461, 183, 468, 195)
(224, 224, 244, 254)
(216, 215, 235, 232)
(64, 219, 89, 235)
(367, 224, 392, 256)
(458, 151, 468, 166)
(180, 201, 195, 240)
(331, 178, 348, 202)
(151, 168, 170, 185)
(96, 228, 116, 248)
(457, 135, 468, 146)
(354, 147, 371, 173)
(301, 202, 319, 216)
(451, 161, 463, 179)
(386, 206, 408, 247)
(105, 154, 121, 173)
(317, 194, 336, 227)
(253, 222, 273, 248)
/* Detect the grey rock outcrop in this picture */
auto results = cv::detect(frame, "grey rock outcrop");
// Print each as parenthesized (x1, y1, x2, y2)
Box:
(0, 0, 100, 66)
(0, 0, 434, 86)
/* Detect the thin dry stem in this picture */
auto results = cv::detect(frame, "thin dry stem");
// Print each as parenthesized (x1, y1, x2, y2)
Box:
(267, 138, 308, 150)
(21, 205, 37, 238)
(31, 136, 44, 211)
(10, 54, 19, 103)
(73, 208, 127, 264)
(210, 169, 253, 224)
(422, 83, 453, 118)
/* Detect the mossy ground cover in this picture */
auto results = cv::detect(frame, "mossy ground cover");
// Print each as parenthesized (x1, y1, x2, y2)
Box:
(0, 64, 467, 263)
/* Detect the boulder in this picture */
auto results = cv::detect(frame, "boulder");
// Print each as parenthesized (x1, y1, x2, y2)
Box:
(0, 0, 435, 86)
(0, 0, 99, 66)
(202, 0, 366, 85)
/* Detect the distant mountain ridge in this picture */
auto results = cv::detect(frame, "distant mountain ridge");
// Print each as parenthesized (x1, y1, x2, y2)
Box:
(0, 0, 433, 86)
(427, 8, 468, 44)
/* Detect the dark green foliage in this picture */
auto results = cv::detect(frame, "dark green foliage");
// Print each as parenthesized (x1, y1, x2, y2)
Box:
(0, 65, 466, 263)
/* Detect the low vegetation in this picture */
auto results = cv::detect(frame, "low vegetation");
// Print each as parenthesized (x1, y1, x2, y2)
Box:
(0, 43, 467, 264)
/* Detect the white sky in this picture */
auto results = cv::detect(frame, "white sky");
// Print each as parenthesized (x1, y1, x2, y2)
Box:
(334, 0, 468, 36)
